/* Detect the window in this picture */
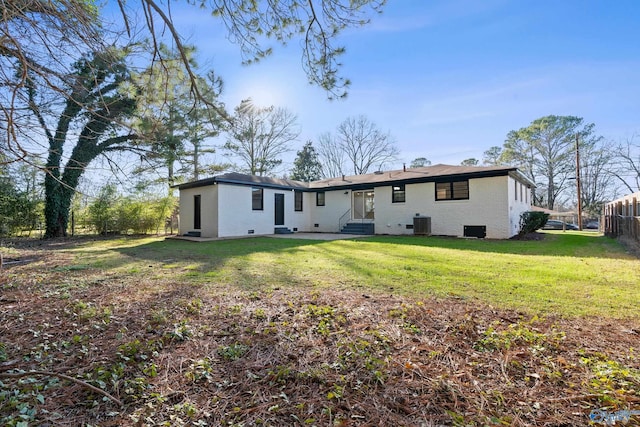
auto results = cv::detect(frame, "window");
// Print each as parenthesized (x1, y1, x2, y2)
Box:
(435, 180, 469, 201)
(392, 184, 406, 203)
(519, 183, 523, 201)
(252, 188, 263, 210)
(316, 191, 325, 206)
(294, 190, 303, 211)
(514, 180, 518, 200)
(193, 195, 201, 229)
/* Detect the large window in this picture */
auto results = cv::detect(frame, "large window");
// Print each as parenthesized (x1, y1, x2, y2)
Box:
(294, 190, 303, 211)
(316, 191, 325, 206)
(252, 188, 263, 210)
(436, 180, 469, 201)
(392, 184, 405, 203)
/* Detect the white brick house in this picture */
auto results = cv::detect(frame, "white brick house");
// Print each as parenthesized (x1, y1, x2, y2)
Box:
(176, 164, 534, 239)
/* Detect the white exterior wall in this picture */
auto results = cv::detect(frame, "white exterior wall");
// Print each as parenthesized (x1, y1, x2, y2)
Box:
(295, 192, 315, 232)
(179, 173, 532, 239)
(309, 189, 352, 233)
(373, 185, 421, 236)
(373, 176, 521, 239)
(217, 184, 312, 238)
(178, 185, 218, 238)
(507, 176, 533, 237)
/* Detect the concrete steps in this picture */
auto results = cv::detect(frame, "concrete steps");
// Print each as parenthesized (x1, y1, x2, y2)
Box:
(274, 227, 294, 234)
(340, 222, 375, 235)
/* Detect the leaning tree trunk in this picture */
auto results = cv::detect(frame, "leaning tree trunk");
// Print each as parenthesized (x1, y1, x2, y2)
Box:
(43, 130, 103, 238)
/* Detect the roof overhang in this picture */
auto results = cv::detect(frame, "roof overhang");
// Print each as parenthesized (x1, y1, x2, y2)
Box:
(174, 165, 537, 193)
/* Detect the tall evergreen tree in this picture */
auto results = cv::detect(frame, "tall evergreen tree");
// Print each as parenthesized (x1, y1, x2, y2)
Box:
(290, 141, 322, 182)
(482, 146, 504, 166)
(502, 115, 600, 210)
(134, 44, 226, 192)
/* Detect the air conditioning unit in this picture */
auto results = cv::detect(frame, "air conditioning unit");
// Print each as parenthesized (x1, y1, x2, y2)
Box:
(413, 216, 431, 235)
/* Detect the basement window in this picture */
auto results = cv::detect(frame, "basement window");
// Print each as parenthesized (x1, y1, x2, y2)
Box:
(436, 180, 469, 201)
(252, 188, 263, 210)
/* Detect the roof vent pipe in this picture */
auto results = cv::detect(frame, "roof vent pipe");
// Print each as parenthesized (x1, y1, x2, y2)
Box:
(342, 174, 345, 181)
(403, 163, 406, 172)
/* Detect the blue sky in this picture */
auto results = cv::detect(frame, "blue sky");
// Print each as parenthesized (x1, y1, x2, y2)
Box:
(124, 0, 640, 172)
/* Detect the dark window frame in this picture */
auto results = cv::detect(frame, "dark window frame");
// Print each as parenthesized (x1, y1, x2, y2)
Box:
(252, 187, 264, 210)
(294, 190, 303, 211)
(435, 180, 469, 201)
(193, 195, 201, 229)
(316, 191, 325, 206)
(392, 184, 406, 203)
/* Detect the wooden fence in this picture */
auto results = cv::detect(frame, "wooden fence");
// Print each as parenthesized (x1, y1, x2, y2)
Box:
(603, 191, 640, 243)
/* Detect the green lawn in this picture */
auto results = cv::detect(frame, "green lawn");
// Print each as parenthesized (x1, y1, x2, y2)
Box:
(65, 231, 640, 319)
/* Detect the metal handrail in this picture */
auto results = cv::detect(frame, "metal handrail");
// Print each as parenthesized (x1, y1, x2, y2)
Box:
(338, 209, 351, 231)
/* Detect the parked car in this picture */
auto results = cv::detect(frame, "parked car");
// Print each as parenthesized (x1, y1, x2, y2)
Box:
(542, 220, 579, 230)
(584, 220, 599, 230)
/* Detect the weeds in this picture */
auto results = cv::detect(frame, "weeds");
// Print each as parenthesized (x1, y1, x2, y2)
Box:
(218, 343, 249, 361)
(579, 352, 640, 407)
(185, 358, 214, 383)
(476, 318, 565, 352)
(65, 299, 112, 323)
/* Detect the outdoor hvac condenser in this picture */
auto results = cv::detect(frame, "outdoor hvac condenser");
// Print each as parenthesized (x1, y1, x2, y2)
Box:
(413, 216, 431, 235)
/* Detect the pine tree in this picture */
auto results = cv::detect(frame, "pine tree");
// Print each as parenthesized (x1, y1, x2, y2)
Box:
(291, 141, 322, 182)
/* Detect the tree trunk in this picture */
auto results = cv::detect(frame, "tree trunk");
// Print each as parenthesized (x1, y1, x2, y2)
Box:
(43, 135, 101, 238)
(43, 128, 68, 238)
(44, 180, 74, 238)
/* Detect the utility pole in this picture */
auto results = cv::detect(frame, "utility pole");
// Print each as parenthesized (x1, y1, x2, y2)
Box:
(576, 134, 583, 230)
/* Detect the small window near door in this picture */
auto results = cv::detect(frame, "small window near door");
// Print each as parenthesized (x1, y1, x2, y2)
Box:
(392, 184, 405, 203)
(294, 190, 303, 211)
(193, 195, 201, 229)
(252, 188, 263, 210)
(316, 191, 325, 206)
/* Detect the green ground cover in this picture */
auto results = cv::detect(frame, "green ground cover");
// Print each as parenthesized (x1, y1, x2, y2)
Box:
(67, 231, 639, 318)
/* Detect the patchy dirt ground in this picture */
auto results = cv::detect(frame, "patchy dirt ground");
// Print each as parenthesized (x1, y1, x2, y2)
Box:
(1, 238, 639, 426)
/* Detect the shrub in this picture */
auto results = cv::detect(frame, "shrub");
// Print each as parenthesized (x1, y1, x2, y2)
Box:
(518, 211, 549, 236)
(87, 185, 175, 235)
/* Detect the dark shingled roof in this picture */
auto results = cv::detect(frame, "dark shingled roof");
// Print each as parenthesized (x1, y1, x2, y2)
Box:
(175, 172, 309, 191)
(175, 164, 535, 191)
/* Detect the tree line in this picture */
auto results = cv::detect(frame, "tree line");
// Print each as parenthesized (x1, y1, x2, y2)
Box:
(1, 1, 639, 239)
(0, 0, 385, 238)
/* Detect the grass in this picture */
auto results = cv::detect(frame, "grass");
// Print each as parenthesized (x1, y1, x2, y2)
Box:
(3, 231, 640, 426)
(62, 231, 640, 319)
